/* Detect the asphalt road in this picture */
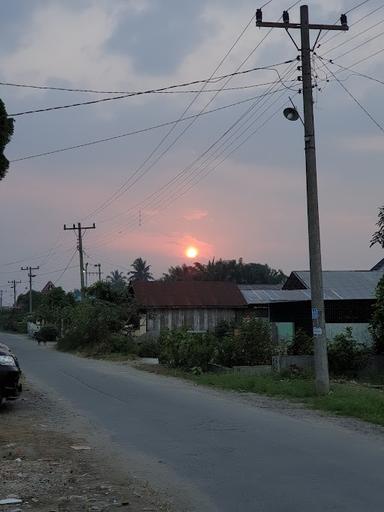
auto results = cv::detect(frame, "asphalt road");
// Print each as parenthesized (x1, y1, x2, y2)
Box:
(4, 332, 384, 512)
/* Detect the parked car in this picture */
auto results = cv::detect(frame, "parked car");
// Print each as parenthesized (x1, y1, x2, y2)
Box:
(0, 343, 22, 405)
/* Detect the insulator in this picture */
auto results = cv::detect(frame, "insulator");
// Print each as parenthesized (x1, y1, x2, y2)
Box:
(340, 13, 348, 27)
(256, 9, 262, 23)
(283, 10, 289, 23)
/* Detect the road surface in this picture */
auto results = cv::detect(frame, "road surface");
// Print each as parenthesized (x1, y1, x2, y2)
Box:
(4, 332, 384, 512)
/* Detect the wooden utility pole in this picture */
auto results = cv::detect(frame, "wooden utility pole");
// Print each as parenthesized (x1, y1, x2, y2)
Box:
(8, 280, 21, 308)
(94, 263, 102, 282)
(256, 5, 348, 394)
(64, 222, 96, 299)
(21, 266, 39, 313)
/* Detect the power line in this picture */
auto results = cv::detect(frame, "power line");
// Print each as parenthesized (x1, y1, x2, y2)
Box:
(93, 63, 298, 235)
(319, 58, 384, 133)
(318, 4, 384, 48)
(83, 8, 299, 222)
(321, 17, 384, 56)
(9, 62, 293, 117)
(323, 57, 384, 86)
(10, 87, 290, 162)
(89, 67, 298, 247)
(53, 250, 78, 285)
(331, 29, 384, 61)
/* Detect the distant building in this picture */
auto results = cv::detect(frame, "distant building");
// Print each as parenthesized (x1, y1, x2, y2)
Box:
(240, 266, 384, 343)
(41, 281, 55, 294)
(132, 281, 246, 335)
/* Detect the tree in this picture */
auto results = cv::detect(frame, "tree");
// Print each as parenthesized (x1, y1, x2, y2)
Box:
(128, 258, 153, 282)
(370, 275, 384, 354)
(0, 99, 14, 180)
(107, 270, 126, 290)
(37, 287, 75, 325)
(162, 259, 286, 284)
(370, 206, 384, 249)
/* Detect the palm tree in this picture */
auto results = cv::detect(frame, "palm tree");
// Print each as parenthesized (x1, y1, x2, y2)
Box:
(107, 270, 126, 290)
(128, 258, 153, 282)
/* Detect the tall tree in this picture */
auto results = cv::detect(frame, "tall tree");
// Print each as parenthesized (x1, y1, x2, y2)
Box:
(107, 270, 126, 290)
(370, 206, 384, 249)
(0, 99, 14, 180)
(128, 258, 153, 282)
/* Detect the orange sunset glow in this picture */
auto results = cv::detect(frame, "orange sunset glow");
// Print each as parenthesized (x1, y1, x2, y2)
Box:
(185, 246, 199, 259)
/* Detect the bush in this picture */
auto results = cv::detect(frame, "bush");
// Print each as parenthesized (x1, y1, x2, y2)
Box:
(136, 335, 160, 358)
(328, 328, 371, 377)
(58, 300, 122, 352)
(287, 329, 313, 355)
(35, 324, 59, 342)
(231, 318, 273, 366)
(159, 329, 216, 371)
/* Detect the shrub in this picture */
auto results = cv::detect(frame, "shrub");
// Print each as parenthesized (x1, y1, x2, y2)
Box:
(328, 327, 371, 377)
(159, 329, 216, 371)
(136, 335, 160, 358)
(35, 324, 59, 342)
(58, 300, 122, 352)
(287, 329, 313, 355)
(231, 318, 273, 366)
(370, 275, 384, 354)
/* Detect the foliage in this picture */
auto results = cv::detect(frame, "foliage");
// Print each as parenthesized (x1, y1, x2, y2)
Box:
(162, 258, 286, 284)
(230, 317, 273, 366)
(287, 329, 313, 355)
(159, 318, 273, 370)
(370, 205, 384, 249)
(370, 275, 384, 354)
(135, 334, 160, 357)
(0, 309, 26, 332)
(16, 290, 43, 313)
(128, 257, 153, 282)
(37, 287, 75, 326)
(0, 99, 14, 180)
(107, 270, 127, 291)
(57, 300, 124, 352)
(35, 324, 59, 342)
(327, 328, 371, 377)
(159, 329, 216, 371)
(86, 280, 131, 305)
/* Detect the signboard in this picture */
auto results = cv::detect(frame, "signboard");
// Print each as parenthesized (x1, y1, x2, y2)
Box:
(313, 327, 322, 336)
(312, 307, 319, 320)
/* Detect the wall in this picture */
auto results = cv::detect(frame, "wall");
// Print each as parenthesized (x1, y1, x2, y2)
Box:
(146, 308, 239, 334)
(325, 323, 372, 344)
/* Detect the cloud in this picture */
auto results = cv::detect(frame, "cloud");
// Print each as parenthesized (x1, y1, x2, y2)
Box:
(184, 209, 209, 221)
(0, 1, 148, 89)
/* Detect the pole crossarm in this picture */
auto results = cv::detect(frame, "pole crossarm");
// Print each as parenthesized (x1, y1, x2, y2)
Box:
(256, 22, 348, 31)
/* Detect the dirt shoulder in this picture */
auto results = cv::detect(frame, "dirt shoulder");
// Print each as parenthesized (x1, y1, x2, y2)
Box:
(0, 381, 172, 512)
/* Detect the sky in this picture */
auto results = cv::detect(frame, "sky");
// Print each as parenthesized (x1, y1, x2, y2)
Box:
(0, 0, 384, 303)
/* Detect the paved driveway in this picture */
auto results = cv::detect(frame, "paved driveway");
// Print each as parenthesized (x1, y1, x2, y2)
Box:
(3, 332, 384, 512)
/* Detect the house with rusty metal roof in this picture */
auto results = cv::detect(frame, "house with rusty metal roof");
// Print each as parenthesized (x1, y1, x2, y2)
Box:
(132, 281, 246, 335)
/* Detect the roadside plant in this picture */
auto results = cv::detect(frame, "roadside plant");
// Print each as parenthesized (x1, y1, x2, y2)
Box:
(370, 275, 384, 354)
(328, 327, 371, 377)
(287, 329, 313, 355)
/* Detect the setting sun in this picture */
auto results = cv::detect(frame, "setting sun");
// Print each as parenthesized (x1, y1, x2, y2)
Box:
(185, 246, 199, 259)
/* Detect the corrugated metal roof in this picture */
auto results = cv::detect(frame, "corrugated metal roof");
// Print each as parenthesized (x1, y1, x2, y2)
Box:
(242, 271, 384, 304)
(133, 281, 247, 308)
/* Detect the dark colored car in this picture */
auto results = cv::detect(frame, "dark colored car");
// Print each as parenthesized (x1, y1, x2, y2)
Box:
(0, 343, 22, 404)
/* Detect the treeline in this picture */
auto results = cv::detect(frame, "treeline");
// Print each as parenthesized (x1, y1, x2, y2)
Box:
(162, 259, 286, 284)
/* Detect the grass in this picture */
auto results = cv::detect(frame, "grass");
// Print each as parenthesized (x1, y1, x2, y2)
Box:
(137, 365, 384, 427)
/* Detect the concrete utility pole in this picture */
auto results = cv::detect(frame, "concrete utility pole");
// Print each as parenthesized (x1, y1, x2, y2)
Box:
(256, 5, 348, 394)
(0, 290, 3, 309)
(84, 262, 89, 287)
(64, 222, 96, 299)
(8, 280, 21, 308)
(94, 263, 102, 282)
(21, 266, 40, 314)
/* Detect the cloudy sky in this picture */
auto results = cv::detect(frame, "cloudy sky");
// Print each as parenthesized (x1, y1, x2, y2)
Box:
(0, 0, 383, 302)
